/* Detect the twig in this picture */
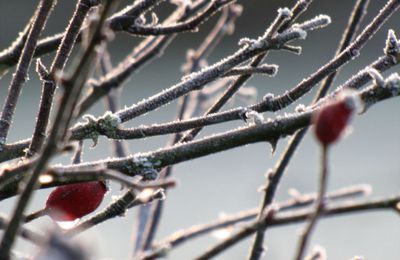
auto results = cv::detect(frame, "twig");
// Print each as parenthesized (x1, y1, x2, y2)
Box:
(47, 78, 400, 175)
(0, 14, 35, 78)
(0, 0, 166, 70)
(22, 168, 176, 223)
(179, 0, 313, 143)
(0, 214, 46, 246)
(134, 4, 243, 253)
(4, 0, 398, 162)
(193, 194, 400, 260)
(247, 1, 370, 259)
(76, 0, 236, 116)
(1, 76, 399, 201)
(139, 184, 371, 259)
(125, 0, 236, 36)
(113, 20, 320, 123)
(134, 0, 312, 251)
(294, 146, 329, 260)
(65, 188, 167, 236)
(60, 0, 395, 146)
(1, 45, 397, 165)
(42, 168, 176, 191)
(0, 2, 114, 258)
(26, 0, 100, 157)
(0, 0, 56, 148)
(222, 64, 278, 77)
(100, 51, 129, 158)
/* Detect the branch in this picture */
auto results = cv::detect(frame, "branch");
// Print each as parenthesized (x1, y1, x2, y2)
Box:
(248, 0, 370, 259)
(76, 0, 240, 117)
(26, 0, 99, 157)
(133, 3, 244, 253)
(250, 0, 400, 114)
(125, 0, 236, 36)
(294, 146, 329, 260)
(0, 0, 56, 147)
(1, 75, 399, 200)
(139, 184, 371, 259)
(193, 194, 400, 260)
(178, 0, 314, 142)
(0, 214, 46, 246)
(0, 0, 165, 70)
(40, 168, 176, 191)
(0, 2, 114, 258)
(65, 188, 167, 236)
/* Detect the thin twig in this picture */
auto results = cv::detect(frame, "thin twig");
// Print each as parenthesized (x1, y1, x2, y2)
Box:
(125, 0, 236, 36)
(294, 146, 329, 260)
(76, 0, 236, 116)
(193, 194, 400, 260)
(252, 0, 400, 113)
(65, 188, 167, 237)
(0, 0, 56, 148)
(139, 184, 371, 259)
(26, 0, 100, 157)
(0, 0, 166, 70)
(6, 0, 399, 161)
(0, 2, 114, 258)
(0, 214, 46, 246)
(134, 4, 243, 253)
(180, 0, 312, 143)
(100, 51, 129, 158)
(247, 1, 370, 259)
(1, 76, 399, 201)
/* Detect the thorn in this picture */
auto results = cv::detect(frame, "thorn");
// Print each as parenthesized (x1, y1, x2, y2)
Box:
(268, 138, 279, 154)
(36, 59, 50, 81)
(384, 29, 399, 60)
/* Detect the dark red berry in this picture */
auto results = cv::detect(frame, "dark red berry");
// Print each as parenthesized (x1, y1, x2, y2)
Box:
(313, 94, 356, 145)
(45, 181, 107, 221)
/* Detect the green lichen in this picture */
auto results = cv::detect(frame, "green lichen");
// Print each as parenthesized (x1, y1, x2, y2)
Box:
(81, 112, 121, 146)
(118, 155, 161, 180)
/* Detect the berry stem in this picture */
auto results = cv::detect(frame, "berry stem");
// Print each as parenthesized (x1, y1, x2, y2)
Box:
(24, 208, 47, 223)
(294, 144, 329, 260)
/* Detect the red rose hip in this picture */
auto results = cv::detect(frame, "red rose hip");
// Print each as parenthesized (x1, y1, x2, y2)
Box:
(45, 181, 107, 222)
(313, 92, 357, 145)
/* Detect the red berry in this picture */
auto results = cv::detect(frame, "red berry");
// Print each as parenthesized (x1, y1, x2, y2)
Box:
(45, 181, 107, 221)
(313, 93, 356, 145)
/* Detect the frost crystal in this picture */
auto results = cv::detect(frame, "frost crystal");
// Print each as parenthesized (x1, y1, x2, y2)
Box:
(384, 72, 400, 95)
(292, 27, 307, 40)
(338, 89, 362, 113)
(278, 7, 293, 19)
(350, 48, 360, 58)
(238, 37, 265, 51)
(263, 93, 275, 102)
(367, 68, 385, 87)
(244, 110, 264, 125)
(308, 245, 327, 260)
(238, 37, 253, 47)
(295, 104, 306, 113)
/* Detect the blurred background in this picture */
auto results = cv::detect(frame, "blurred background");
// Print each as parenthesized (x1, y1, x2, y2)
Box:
(0, 0, 400, 259)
